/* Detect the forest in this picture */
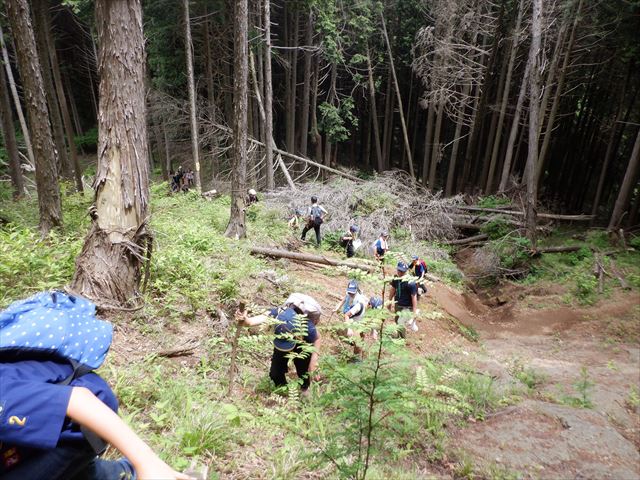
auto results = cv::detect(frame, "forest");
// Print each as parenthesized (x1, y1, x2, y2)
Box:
(0, 0, 639, 479)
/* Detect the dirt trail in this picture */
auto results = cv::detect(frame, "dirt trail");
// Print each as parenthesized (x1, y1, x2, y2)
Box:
(428, 280, 640, 478)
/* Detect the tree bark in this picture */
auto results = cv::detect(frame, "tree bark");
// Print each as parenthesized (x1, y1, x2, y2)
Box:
(0, 57, 23, 197)
(184, 0, 202, 191)
(524, 0, 543, 247)
(608, 129, 640, 232)
(71, 0, 150, 307)
(498, 61, 530, 191)
(32, 0, 71, 180)
(366, 43, 384, 173)
(0, 23, 35, 169)
(6, 0, 62, 235)
(44, 3, 83, 192)
(263, 0, 274, 189)
(428, 102, 444, 190)
(421, 102, 435, 186)
(380, 12, 414, 181)
(225, 0, 248, 239)
(381, 69, 394, 170)
(203, 6, 218, 180)
(287, 8, 299, 153)
(299, 11, 313, 157)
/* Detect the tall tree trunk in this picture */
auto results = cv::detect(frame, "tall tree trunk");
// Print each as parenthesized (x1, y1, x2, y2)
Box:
(310, 55, 322, 164)
(204, 6, 218, 180)
(463, 33, 497, 190)
(0, 23, 35, 169)
(84, 42, 99, 120)
(184, 0, 201, 191)
(288, 9, 299, 153)
(32, 0, 70, 180)
(421, 102, 435, 186)
(536, 0, 583, 185)
(499, 61, 530, 191)
(381, 70, 395, 170)
(485, 0, 524, 193)
(0, 58, 23, 197)
(479, 51, 507, 190)
(226, 0, 248, 238)
(366, 43, 384, 172)
(263, 0, 274, 189)
(6, 0, 61, 235)
(380, 12, 414, 181)
(45, 3, 83, 192)
(592, 82, 637, 222)
(63, 70, 83, 136)
(298, 11, 312, 157)
(608, 129, 640, 232)
(72, 0, 150, 306)
(524, 0, 543, 247)
(445, 83, 471, 196)
(428, 102, 444, 190)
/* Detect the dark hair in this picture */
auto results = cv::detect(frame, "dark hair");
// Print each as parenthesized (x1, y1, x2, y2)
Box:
(311, 195, 318, 203)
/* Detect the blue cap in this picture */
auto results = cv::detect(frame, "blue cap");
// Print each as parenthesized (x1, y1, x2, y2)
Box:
(411, 255, 419, 261)
(346, 280, 358, 294)
(397, 261, 409, 272)
(350, 225, 359, 232)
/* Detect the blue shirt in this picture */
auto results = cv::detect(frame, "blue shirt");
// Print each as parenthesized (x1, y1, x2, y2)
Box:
(0, 360, 118, 450)
(391, 278, 418, 307)
(413, 262, 426, 278)
(269, 307, 318, 351)
(374, 239, 386, 256)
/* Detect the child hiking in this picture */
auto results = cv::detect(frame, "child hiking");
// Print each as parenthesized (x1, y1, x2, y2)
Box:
(0, 292, 193, 480)
(301, 196, 328, 246)
(237, 297, 321, 394)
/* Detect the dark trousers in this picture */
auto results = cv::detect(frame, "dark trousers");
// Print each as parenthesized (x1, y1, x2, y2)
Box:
(269, 345, 312, 391)
(1, 442, 135, 480)
(301, 223, 321, 245)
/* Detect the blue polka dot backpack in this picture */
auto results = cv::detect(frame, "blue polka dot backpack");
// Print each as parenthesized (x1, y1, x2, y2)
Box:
(0, 291, 113, 375)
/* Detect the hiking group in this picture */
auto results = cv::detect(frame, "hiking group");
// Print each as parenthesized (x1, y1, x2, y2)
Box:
(0, 189, 430, 480)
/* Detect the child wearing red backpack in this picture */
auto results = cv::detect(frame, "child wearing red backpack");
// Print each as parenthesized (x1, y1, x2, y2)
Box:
(410, 255, 428, 296)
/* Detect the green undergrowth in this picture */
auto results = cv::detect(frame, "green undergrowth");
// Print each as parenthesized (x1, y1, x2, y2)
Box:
(522, 228, 640, 306)
(99, 307, 501, 477)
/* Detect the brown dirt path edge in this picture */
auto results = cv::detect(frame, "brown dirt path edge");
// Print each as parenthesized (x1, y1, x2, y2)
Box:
(427, 280, 640, 479)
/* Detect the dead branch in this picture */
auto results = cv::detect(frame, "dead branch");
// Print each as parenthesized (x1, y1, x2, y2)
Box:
(456, 206, 595, 221)
(157, 343, 198, 358)
(250, 246, 375, 273)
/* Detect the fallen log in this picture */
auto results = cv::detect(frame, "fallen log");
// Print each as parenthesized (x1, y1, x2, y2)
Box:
(445, 234, 489, 246)
(456, 206, 594, 221)
(534, 245, 582, 254)
(609, 260, 631, 290)
(250, 246, 375, 272)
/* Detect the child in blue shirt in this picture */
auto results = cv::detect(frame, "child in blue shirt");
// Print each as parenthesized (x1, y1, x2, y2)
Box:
(0, 359, 192, 480)
(238, 305, 321, 392)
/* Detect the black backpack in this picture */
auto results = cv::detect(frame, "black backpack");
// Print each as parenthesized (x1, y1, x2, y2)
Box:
(310, 205, 323, 226)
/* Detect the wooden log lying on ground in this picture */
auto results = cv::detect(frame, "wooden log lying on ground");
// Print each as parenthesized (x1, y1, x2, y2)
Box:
(445, 234, 489, 246)
(250, 246, 375, 272)
(533, 245, 582, 254)
(456, 206, 595, 221)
